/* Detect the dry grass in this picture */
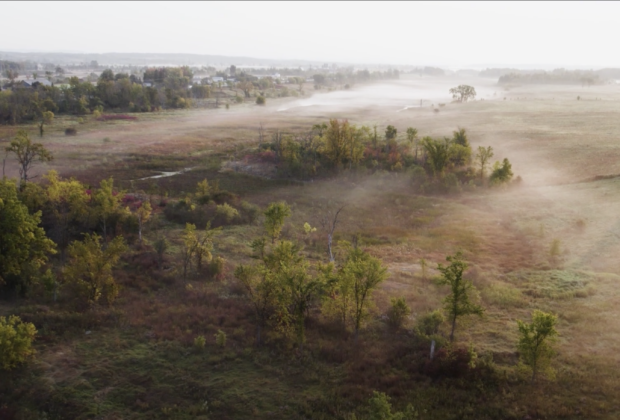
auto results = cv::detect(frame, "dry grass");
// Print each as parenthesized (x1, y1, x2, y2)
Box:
(4, 77, 620, 418)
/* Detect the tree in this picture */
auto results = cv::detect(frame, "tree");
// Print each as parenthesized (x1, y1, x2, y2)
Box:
(0, 179, 56, 295)
(367, 391, 417, 420)
(318, 204, 345, 262)
(63, 234, 127, 308)
(385, 125, 398, 142)
(436, 252, 484, 341)
(135, 201, 152, 245)
(5, 130, 53, 186)
(452, 127, 470, 147)
(475, 146, 494, 180)
(421, 137, 450, 177)
(490, 158, 514, 184)
(344, 248, 388, 339)
(276, 246, 324, 349)
(517, 310, 558, 382)
(0, 315, 37, 370)
(406, 127, 419, 159)
(38, 111, 54, 137)
(387, 297, 411, 330)
(264, 201, 291, 244)
(43, 170, 90, 262)
(449, 85, 477, 102)
(235, 264, 278, 346)
(180, 222, 220, 278)
(92, 177, 127, 242)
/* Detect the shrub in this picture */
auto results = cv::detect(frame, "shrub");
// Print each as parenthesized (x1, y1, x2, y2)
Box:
(194, 335, 206, 350)
(215, 329, 227, 347)
(240, 201, 260, 225)
(0, 315, 37, 370)
(216, 203, 239, 223)
(208, 256, 226, 281)
(386, 297, 411, 330)
(235, 96, 243, 104)
(65, 127, 77, 136)
(256, 96, 266, 106)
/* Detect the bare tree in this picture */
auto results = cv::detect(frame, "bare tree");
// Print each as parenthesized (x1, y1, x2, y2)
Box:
(318, 203, 345, 263)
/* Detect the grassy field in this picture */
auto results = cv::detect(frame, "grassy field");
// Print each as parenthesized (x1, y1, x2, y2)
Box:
(2, 76, 620, 419)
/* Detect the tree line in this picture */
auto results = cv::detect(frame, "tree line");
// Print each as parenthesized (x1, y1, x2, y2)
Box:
(255, 120, 516, 192)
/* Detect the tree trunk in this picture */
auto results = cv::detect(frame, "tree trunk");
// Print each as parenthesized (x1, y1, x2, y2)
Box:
(450, 314, 457, 342)
(328, 233, 334, 262)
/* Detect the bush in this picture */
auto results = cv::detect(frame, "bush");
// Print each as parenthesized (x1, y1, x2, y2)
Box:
(65, 127, 77, 136)
(216, 203, 240, 223)
(194, 335, 206, 350)
(215, 329, 227, 347)
(208, 256, 226, 281)
(235, 96, 243, 104)
(240, 201, 260, 225)
(386, 297, 411, 330)
(0, 315, 37, 370)
(256, 96, 266, 106)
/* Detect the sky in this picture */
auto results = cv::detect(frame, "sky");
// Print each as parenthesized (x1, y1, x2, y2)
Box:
(1, 1, 619, 68)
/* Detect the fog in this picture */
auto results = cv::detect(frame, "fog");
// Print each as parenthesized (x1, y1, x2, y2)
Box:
(278, 77, 497, 112)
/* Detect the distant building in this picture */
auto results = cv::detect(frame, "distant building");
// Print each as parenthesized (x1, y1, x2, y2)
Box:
(19, 79, 52, 88)
(143, 82, 153, 88)
(211, 77, 225, 83)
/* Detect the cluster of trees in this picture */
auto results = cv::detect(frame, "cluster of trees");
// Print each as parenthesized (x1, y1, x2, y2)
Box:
(235, 201, 388, 348)
(256, 120, 515, 192)
(0, 67, 206, 124)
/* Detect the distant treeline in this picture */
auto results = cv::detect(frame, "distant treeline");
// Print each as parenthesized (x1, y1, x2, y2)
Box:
(498, 69, 602, 85)
(493, 68, 620, 85)
(0, 67, 210, 124)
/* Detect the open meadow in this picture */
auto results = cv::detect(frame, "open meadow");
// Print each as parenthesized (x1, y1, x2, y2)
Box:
(3, 75, 620, 419)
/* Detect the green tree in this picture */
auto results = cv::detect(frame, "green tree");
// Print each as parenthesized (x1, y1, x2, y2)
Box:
(92, 177, 127, 242)
(235, 263, 278, 346)
(387, 297, 411, 330)
(475, 146, 494, 180)
(436, 252, 484, 341)
(490, 158, 514, 184)
(63, 234, 127, 307)
(344, 248, 388, 339)
(5, 130, 53, 186)
(38, 110, 54, 137)
(0, 315, 37, 370)
(406, 127, 419, 159)
(449, 85, 477, 102)
(135, 201, 152, 245)
(276, 246, 324, 349)
(264, 201, 291, 244)
(322, 118, 350, 168)
(452, 127, 470, 147)
(385, 125, 398, 142)
(0, 179, 56, 295)
(517, 310, 558, 382)
(422, 137, 450, 177)
(367, 391, 417, 420)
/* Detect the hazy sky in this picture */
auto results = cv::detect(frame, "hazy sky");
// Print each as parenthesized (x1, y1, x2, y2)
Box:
(2, 1, 619, 68)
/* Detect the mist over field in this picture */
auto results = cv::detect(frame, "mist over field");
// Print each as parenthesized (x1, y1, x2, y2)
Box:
(3, 2, 620, 420)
